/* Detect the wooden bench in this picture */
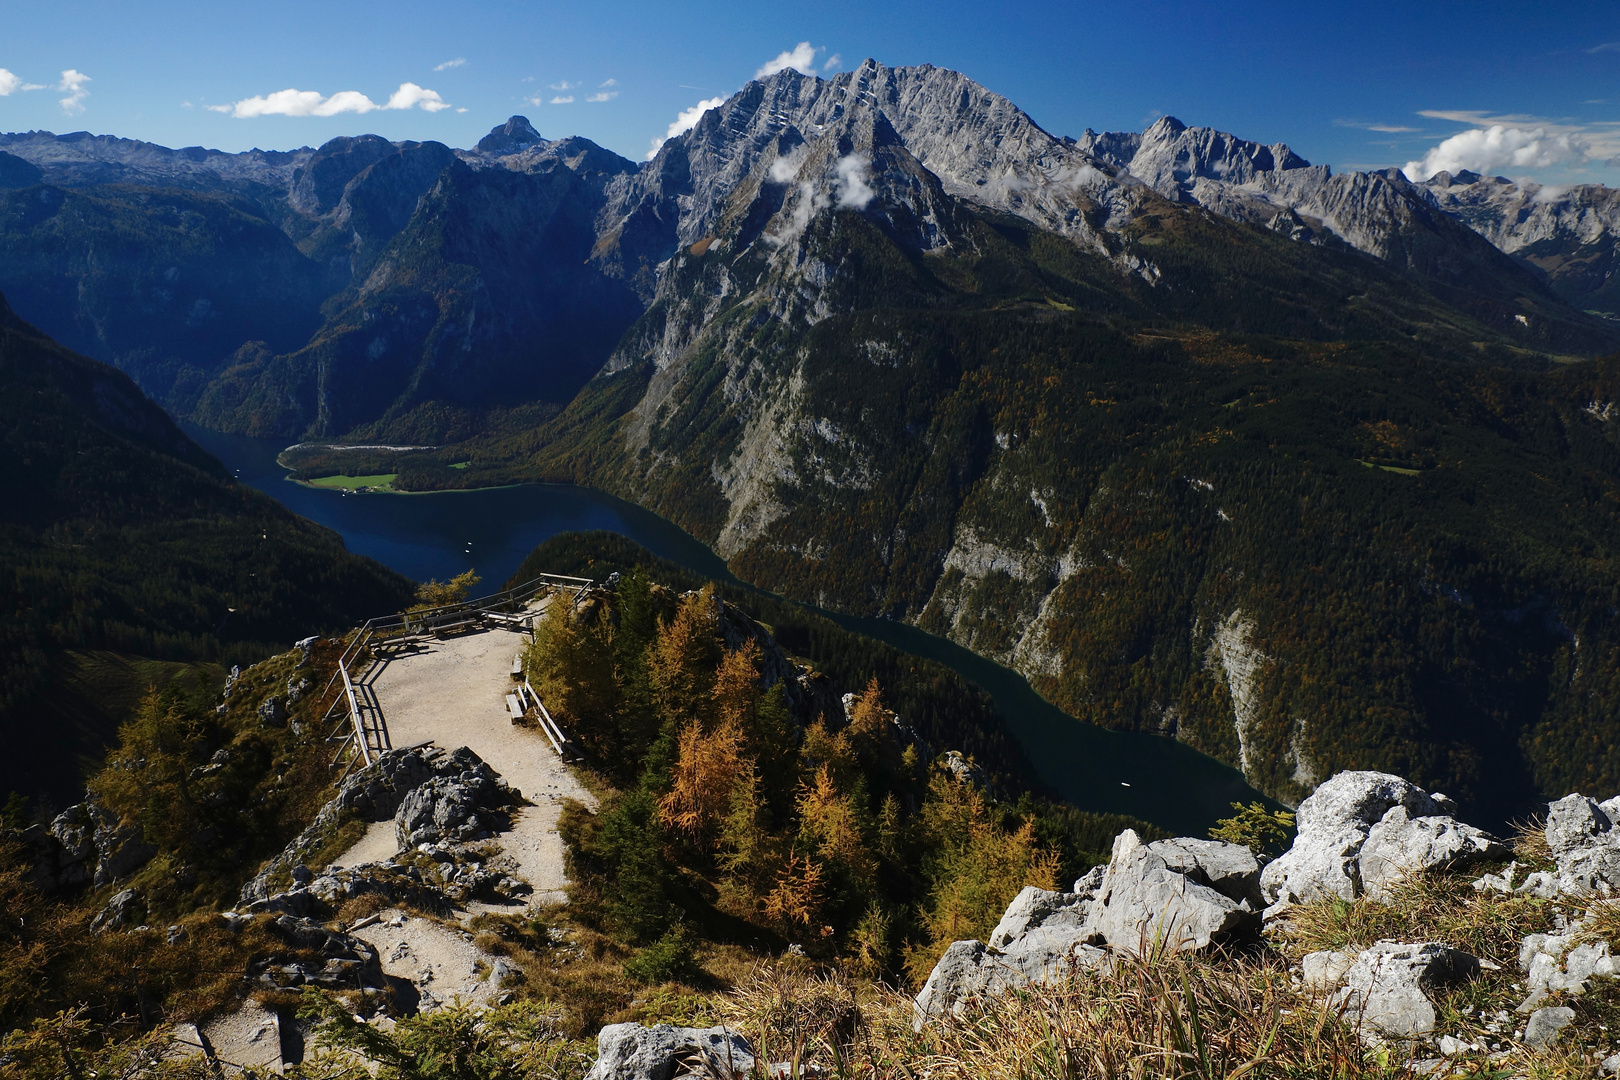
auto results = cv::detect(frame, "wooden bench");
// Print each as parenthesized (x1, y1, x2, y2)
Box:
(511, 653, 524, 678)
(505, 693, 526, 722)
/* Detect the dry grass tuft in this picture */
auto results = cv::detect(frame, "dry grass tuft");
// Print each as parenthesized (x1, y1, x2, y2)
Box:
(901, 948, 1372, 1080)
(463, 905, 745, 1038)
(332, 890, 390, 927)
(716, 948, 1381, 1079)
(1513, 818, 1554, 866)
(1284, 867, 1554, 970)
(717, 964, 867, 1075)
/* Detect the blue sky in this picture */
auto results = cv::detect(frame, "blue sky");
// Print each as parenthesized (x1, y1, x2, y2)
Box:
(2, 1, 1616, 185)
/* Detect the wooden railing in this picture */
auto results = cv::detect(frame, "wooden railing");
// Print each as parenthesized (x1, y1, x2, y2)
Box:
(319, 571, 593, 772)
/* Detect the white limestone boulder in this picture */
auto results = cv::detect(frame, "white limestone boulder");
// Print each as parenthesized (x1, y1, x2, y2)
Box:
(1083, 830, 1261, 953)
(913, 884, 1105, 1026)
(1261, 771, 1504, 906)
(1331, 941, 1480, 1042)
(1543, 794, 1620, 896)
(586, 1023, 755, 1080)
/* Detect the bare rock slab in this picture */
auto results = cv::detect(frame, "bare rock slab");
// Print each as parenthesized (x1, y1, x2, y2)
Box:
(1331, 941, 1480, 1042)
(1085, 829, 1260, 953)
(586, 1023, 755, 1080)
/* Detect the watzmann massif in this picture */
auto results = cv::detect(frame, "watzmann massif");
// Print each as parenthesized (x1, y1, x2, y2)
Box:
(5, 59, 1620, 822)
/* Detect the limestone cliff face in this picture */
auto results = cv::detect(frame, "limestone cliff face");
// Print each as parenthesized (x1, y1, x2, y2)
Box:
(1077, 117, 1610, 351)
(1416, 172, 1620, 313)
(3, 63, 1614, 434)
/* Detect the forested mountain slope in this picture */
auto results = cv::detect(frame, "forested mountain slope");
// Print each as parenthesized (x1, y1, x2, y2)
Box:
(444, 97, 1620, 823)
(0, 292, 413, 806)
(5, 62, 1620, 821)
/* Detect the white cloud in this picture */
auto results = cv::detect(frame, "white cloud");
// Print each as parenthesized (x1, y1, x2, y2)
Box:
(1403, 123, 1588, 180)
(1334, 118, 1421, 133)
(823, 54, 842, 72)
(600, 78, 617, 87)
(57, 69, 90, 115)
(587, 91, 618, 102)
(769, 180, 827, 244)
(550, 95, 574, 104)
(647, 95, 726, 158)
(0, 69, 44, 96)
(434, 58, 466, 71)
(763, 153, 875, 248)
(386, 82, 450, 111)
(768, 149, 806, 183)
(756, 42, 819, 79)
(833, 153, 874, 209)
(212, 81, 450, 118)
(549, 80, 577, 91)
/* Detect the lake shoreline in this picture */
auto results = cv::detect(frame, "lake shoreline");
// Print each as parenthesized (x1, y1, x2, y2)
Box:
(185, 421, 1268, 835)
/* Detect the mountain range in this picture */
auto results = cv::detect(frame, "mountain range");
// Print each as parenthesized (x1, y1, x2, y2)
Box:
(2, 61, 1616, 443)
(5, 59, 1620, 819)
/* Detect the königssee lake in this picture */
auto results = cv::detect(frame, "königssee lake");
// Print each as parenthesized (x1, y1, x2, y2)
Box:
(188, 425, 1267, 835)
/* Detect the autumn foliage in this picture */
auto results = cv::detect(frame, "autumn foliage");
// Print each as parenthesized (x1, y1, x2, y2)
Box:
(532, 574, 1076, 983)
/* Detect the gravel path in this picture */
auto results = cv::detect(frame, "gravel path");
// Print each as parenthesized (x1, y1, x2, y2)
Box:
(352, 908, 508, 1010)
(337, 621, 596, 906)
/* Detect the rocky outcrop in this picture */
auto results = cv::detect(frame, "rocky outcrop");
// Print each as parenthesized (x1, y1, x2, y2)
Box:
(1518, 920, 1620, 1011)
(243, 843, 531, 921)
(395, 751, 516, 847)
(585, 1023, 756, 1080)
(247, 914, 387, 995)
(913, 831, 1260, 1023)
(1304, 941, 1480, 1042)
(242, 745, 504, 903)
(1260, 771, 1504, 906)
(14, 798, 158, 894)
(91, 888, 145, 933)
(1541, 794, 1620, 896)
(1084, 831, 1261, 953)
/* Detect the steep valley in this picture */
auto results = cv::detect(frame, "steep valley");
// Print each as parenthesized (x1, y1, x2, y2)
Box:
(6, 58, 1620, 824)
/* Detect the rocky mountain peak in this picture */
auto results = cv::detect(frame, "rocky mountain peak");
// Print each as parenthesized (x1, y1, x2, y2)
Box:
(594, 59, 1145, 292)
(476, 115, 546, 156)
(290, 134, 398, 214)
(1143, 115, 1188, 138)
(1125, 117, 1319, 198)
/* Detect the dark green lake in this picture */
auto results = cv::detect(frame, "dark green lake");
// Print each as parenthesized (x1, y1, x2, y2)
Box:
(187, 425, 1267, 836)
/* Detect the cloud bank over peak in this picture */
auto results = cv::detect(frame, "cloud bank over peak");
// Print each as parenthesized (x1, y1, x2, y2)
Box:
(210, 81, 450, 118)
(756, 42, 820, 79)
(1403, 122, 1589, 181)
(648, 95, 726, 158)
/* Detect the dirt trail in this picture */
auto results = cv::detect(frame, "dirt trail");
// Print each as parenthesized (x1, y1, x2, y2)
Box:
(336, 622, 595, 905)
